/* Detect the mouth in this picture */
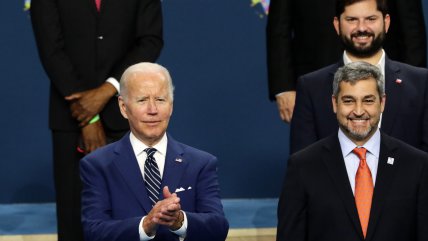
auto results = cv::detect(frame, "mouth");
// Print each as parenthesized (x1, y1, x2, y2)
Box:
(144, 120, 161, 126)
(348, 117, 370, 126)
(351, 32, 374, 44)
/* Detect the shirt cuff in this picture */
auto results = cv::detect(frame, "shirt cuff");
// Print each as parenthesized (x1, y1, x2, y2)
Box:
(106, 77, 120, 94)
(170, 211, 188, 238)
(139, 216, 155, 241)
(275, 90, 295, 97)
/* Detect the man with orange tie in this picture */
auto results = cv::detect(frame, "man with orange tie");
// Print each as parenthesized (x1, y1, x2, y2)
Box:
(30, 0, 163, 240)
(277, 62, 428, 241)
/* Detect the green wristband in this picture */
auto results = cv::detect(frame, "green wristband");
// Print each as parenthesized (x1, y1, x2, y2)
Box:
(89, 114, 100, 124)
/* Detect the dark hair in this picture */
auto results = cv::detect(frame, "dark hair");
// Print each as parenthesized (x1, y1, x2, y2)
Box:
(335, 0, 388, 18)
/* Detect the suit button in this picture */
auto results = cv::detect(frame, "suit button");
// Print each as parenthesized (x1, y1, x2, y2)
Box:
(97, 35, 104, 40)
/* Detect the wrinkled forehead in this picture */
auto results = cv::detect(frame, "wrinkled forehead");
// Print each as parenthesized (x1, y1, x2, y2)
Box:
(123, 71, 169, 93)
(337, 78, 380, 97)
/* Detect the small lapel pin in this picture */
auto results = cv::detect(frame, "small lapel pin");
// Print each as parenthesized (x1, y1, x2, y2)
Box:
(188, 186, 192, 190)
(395, 79, 402, 84)
(175, 158, 183, 163)
(387, 157, 394, 165)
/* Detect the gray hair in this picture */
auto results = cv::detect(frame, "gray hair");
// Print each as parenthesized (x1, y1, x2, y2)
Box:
(119, 62, 174, 101)
(333, 61, 385, 98)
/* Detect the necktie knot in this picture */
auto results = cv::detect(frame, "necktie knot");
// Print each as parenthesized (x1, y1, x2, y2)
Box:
(144, 148, 157, 158)
(353, 147, 367, 160)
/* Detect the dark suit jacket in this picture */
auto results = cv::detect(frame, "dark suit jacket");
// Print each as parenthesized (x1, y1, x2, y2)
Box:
(80, 133, 229, 241)
(290, 57, 428, 154)
(277, 133, 428, 241)
(266, 0, 427, 100)
(31, 0, 163, 131)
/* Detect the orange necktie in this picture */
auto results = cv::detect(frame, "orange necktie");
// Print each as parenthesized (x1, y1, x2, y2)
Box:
(353, 147, 373, 238)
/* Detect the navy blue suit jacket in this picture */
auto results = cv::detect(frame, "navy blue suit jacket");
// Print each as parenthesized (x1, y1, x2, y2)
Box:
(290, 57, 428, 154)
(80, 133, 229, 241)
(277, 133, 428, 241)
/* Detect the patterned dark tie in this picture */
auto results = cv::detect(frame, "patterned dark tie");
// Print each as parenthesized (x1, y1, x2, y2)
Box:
(144, 148, 161, 206)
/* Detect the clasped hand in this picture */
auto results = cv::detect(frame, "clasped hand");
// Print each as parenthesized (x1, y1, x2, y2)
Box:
(143, 186, 184, 236)
(65, 83, 116, 126)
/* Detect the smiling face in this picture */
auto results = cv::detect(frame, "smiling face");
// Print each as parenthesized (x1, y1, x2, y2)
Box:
(332, 77, 385, 145)
(333, 0, 390, 58)
(119, 71, 173, 146)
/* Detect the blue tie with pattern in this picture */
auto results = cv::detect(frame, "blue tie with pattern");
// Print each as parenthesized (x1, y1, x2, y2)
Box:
(144, 148, 161, 206)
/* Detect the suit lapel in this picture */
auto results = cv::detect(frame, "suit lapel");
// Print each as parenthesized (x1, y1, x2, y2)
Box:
(321, 136, 364, 238)
(380, 58, 402, 134)
(113, 133, 153, 214)
(365, 134, 399, 241)
(160, 135, 188, 198)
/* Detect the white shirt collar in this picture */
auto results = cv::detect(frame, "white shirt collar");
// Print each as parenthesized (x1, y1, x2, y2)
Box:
(338, 128, 381, 159)
(343, 49, 385, 76)
(129, 132, 168, 158)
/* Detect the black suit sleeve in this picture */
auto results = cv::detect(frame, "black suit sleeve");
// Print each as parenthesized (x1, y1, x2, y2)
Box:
(31, 0, 83, 96)
(386, 0, 427, 67)
(277, 156, 307, 241)
(418, 158, 428, 240)
(266, 0, 295, 100)
(109, 0, 163, 80)
(290, 76, 319, 154)
(422, 72, 428, 152)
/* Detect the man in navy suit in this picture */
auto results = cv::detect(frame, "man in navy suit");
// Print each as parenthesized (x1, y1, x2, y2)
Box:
(290, 0, 428, 154)
(277, 62, 428, 241)
(80, 62, 229, 241)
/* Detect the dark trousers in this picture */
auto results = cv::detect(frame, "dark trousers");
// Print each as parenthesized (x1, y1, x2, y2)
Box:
(52, 129, 127, 241)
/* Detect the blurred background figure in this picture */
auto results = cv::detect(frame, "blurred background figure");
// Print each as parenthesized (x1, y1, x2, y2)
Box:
(266, 0, 426, 123)
(30, 0, 163, 240)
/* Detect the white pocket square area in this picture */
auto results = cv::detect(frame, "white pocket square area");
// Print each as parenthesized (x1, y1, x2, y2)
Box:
(175, 186, 192, 193)
(175, 187, 185, 193)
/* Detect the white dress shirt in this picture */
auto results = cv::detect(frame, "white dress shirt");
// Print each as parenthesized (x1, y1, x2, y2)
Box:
(338, 129, 381, 195)
(128, 132, 188, 240)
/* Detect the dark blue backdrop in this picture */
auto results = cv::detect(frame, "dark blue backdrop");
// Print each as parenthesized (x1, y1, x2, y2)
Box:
(0, 0, 426, 203)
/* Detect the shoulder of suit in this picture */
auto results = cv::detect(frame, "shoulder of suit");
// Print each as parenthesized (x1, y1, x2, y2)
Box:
(290, 135, 337, 162)
(298, 63, 339, 84)
(387, 59, 428, 74)
(381, 133, 428, 161)
(171, 138, 217, 161)
(83, 141, 119, 164)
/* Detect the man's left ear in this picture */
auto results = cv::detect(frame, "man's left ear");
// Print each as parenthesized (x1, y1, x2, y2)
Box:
(332, 95, 338, 113)
(381, 95, 386, 112)
(384, 14, 391, 33)
(118, 96, 129, 119)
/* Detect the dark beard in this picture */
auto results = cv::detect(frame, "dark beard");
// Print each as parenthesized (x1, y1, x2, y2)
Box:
(341, 30, 385, 58)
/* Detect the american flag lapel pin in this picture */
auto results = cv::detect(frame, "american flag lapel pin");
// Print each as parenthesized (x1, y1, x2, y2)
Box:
(175, 157, 183, 163)
(395, 79, 402, 84)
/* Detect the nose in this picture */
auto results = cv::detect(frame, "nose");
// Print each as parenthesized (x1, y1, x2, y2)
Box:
(147, 100, 158, 114)
(353, 102, 364, 116)
(357, 19, 368, 32)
